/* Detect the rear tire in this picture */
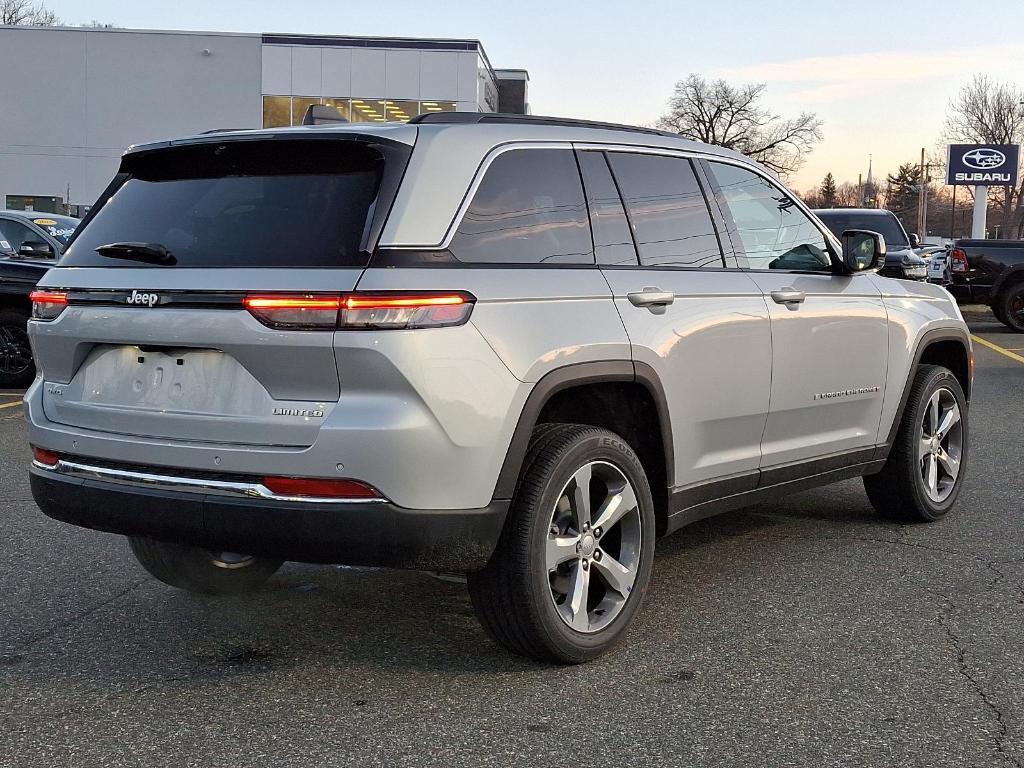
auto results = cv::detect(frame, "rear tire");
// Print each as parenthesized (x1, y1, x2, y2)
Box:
(468, 424, 656, 664)
(864, 365, 968, 522)
(0, 309, 35, 389)
(129, 537, 283, 595)
(996, 283, 1024, 332)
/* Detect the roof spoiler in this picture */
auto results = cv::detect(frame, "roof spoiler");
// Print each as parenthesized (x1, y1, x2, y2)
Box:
(302, 104, 349, 125)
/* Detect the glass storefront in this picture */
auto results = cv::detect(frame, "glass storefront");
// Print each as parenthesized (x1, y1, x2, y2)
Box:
(262, 96, 457, 128)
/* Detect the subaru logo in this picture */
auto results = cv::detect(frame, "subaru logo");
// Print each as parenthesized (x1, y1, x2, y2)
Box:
(962, 148, 1006, 170)
(126, 290, 160, 307)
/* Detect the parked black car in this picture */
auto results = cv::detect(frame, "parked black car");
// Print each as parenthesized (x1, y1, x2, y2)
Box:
(813, 208, 928, 281)
(947, 239, 1024, 332)
(0, 211, 80, 387)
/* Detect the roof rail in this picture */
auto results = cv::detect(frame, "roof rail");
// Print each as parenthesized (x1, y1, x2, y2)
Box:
(409, 112, 675, 137)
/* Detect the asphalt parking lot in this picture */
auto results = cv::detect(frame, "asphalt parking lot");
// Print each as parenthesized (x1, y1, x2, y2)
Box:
(1, 308, 1022, 768)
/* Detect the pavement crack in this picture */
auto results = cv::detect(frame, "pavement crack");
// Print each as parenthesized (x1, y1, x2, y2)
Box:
(938, 602, 1022, 768)
(13, 576, 151, 655)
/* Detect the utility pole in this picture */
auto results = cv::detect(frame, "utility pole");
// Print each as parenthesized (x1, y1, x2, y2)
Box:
(917, 148, 927, 239)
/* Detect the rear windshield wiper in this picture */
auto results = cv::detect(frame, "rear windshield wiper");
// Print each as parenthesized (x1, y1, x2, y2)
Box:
(95, 242, 176, 265)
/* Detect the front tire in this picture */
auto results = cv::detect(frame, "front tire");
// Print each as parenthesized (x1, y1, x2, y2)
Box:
(864, 365, 968, 522)
(0, 309, 35, 389)
(468, 424, 656, 664)
(129, 537, 283, 595)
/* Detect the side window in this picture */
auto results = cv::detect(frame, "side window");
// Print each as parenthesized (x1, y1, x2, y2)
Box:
(449, 148, 593, 264)
(705, 161, 831, 272)
(0, 219, 36, 252)
(576, 151, 637, 266)
(606, 152, 723, 269)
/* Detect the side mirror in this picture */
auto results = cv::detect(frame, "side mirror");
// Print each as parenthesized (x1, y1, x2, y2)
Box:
(841, 229, 886, 273)
(17, 240, 53, 258)
(909, 233, 921, 248)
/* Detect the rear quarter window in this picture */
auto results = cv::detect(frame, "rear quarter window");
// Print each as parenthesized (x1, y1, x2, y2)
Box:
(61, 140, 385, 268)
(448, 148, 594, 265)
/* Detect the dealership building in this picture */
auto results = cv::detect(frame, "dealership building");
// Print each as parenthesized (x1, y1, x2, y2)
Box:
(0, 25, 530, 214)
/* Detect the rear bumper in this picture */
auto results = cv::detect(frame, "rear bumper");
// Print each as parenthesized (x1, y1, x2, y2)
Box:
(31, 467, 507, 570)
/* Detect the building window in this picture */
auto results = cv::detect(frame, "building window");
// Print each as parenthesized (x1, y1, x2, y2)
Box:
(262, 97, 459, 128)
(321, 98, 351, 122)
(262, 96, 291, 128)
(420, 101, 457, 114)
(291, 96, 321, 126)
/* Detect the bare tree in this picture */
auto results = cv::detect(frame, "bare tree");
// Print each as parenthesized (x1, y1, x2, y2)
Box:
(657, 74, 823, 177)
(943, 75, 1024, 237)
(1, 0, 59, 25)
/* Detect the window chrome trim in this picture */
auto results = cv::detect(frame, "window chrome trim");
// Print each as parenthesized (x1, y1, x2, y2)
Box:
(32, 458, 386, 505)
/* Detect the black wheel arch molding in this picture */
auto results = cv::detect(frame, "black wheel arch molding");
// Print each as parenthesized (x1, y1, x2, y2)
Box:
(490, 360, 674, 502)
(877, 327, 973, 457)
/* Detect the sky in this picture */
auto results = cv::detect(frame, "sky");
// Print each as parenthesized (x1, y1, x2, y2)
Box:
(46, 0, 1024, 191)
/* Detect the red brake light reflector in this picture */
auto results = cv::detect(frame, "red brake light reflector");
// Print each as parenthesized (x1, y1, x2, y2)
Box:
(242, 295, 342, 329)
(261, 476, 381, 499)
(32, 447, 60, 467)
(30, 290, 68, 320)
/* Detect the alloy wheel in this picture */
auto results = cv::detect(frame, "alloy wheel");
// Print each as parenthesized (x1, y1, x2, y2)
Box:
(546, 461, 642, 633)
(918, 387, 963, 503)
(0, 325, 32, 376)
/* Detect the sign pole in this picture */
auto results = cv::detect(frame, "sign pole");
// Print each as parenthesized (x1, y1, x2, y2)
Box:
(972, 186, 988, 239)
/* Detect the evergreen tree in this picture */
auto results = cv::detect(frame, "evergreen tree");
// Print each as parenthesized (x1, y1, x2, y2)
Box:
(819, 173, 837, 207)
(885, 163, 922, 214)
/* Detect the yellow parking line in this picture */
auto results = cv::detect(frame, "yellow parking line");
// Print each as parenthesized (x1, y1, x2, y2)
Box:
(972, 334, 1024, 365)
(0, 400, 22, 410)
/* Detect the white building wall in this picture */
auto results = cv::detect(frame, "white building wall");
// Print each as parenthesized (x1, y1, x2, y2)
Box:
(261, 43, 492, 113)
(0, 28, 511, 210)
(0, 27, 262, 208)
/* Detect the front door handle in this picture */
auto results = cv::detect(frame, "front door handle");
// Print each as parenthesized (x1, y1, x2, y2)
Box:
(770, 288, 806, 306)
(627, 287, 675, 314)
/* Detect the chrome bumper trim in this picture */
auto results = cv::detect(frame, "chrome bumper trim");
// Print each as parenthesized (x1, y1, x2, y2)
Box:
(31, 458, 385, 505)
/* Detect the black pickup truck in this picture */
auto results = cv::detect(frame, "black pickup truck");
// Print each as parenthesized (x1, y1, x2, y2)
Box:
(0, 254, 50, 387)
(947, 239, 1024, 332)
(0, 211, 81, 386)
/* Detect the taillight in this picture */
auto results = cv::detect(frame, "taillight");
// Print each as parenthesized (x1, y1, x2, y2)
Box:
(244, 292, 475, 330)
(29, 290, 68, 321)
(340, 293, 473, 329)
(32, 447, 60, 467)
(950, 248, 969, 273)
(242, 295, 342, 329)
(261, 476, 381, 499)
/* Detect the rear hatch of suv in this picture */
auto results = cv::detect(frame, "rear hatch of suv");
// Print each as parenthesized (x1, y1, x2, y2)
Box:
(31, 131, 411, 447)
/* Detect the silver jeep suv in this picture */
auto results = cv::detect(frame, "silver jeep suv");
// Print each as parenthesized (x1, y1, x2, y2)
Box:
(27, 114, 972, 663)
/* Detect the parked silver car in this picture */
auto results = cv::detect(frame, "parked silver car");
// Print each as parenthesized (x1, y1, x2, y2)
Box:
(27, 115, 972, 663)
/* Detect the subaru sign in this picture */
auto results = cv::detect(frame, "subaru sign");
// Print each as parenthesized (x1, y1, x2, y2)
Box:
(946, 143, 1020, 186)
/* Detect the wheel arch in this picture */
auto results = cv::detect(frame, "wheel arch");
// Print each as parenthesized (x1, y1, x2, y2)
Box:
(991, 267, 1024, 304)
(880, 329, 972, 452)
(491, 361, 674, 535)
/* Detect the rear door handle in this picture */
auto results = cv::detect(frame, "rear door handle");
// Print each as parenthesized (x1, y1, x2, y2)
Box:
(770, 288, 806, 306)
(627, 287, 675, 313)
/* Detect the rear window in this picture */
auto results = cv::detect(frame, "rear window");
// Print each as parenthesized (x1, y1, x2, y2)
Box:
(448, 148, 593, 264)
(606, 152, 723, 269)
(62, 140, 384, 268)
(814, 211, 909, 249)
